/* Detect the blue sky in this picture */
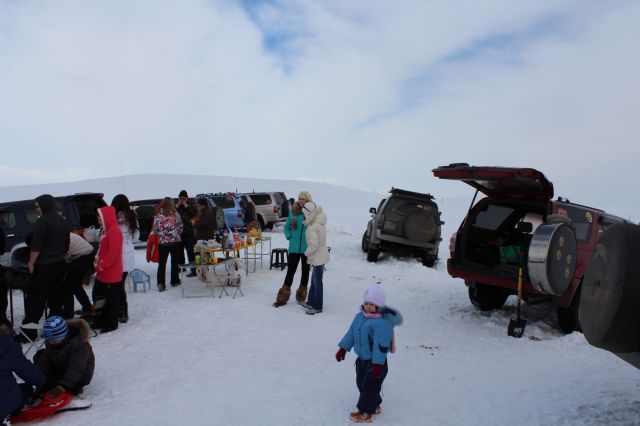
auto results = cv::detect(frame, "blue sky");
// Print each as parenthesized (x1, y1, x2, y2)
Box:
(0, 0, 639, 219)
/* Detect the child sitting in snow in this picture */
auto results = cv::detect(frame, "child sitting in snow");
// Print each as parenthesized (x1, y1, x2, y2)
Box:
(335, 285, 403, 423)
(35, 316, 95, 399)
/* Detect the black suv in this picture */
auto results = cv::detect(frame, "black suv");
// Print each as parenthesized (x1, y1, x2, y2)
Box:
(0, 193, 106, 266)
(432, 164, 630, 332)
(362, 188, 443, 267)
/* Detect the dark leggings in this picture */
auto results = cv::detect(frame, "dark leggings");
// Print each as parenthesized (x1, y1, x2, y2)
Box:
(282, 252, 310, 288)
(92, 280, 120, 331)
(157, 243, 180, 285)
(119, 271, 128, 308)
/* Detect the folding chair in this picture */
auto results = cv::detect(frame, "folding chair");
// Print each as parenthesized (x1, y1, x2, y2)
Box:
(224, 258, 244, 299)
(130, 268, 151, 293)
(19, 322, 46, 357)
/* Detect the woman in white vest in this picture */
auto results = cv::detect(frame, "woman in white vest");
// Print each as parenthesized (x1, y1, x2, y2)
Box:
(111, 194, 140, 323)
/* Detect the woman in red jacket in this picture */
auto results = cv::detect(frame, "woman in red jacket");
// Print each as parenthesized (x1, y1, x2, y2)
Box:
(92, 206, 123, 333)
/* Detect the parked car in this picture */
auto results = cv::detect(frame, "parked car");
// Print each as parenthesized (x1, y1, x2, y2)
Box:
(240, 192, 286, 230)
(362, 188, 442, 267)
(0, 192, 106, 266)
(130, 199, 162, 242)
(432, 163, 631, 333)
(195, 193, 242, 230)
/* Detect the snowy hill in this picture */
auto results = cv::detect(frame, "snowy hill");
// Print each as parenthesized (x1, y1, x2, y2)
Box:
(4, 175, 640, 426)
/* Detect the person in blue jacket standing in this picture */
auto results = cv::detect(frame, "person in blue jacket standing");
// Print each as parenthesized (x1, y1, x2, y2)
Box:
(335, 285, 403, 423)
(0, 319, 46, 423)
(273, 191, 313, 307)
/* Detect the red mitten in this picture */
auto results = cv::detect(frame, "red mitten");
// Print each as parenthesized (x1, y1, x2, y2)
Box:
(371, 364, 383, 379)
(335, 348, 346, 362)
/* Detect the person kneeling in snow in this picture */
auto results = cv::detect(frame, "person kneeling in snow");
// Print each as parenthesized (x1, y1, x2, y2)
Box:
(335, 285, 403, 423)
(35, 316, 95, 399)
(0, 318, 46, 423)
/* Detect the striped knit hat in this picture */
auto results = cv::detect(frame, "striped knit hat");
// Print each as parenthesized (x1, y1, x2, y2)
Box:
(43, 316, 68, 342)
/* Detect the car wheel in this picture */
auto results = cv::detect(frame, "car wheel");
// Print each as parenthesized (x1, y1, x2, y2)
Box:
(367, 247, 380, 263)
(580, 223, 640, 352)
(420, 252, 437, 268)
(468, 283, 508, 311)
(212, 207, 225, 229)
(557, 286, 582, 334)
(257, 216, 266, 231)
(361, 231, 370, 253)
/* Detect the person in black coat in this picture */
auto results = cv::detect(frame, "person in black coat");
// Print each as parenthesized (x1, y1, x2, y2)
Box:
(36, 316, 95, 398)
(0, 223, 6, 322)
(19, 195, 70, 341)
(0, 318, 46, 421)
(176, 190, 197, 277)
(194, 198, 216, 241)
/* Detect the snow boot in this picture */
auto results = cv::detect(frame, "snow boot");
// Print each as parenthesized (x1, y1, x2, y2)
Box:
(349, 411, 373, 423)
(272, 286, 291, 307)
(375, 405, 381, 414)
(295, 286, 308, 305)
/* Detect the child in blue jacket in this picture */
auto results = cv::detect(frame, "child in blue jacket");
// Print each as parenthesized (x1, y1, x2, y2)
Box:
(336, 285, 403, 423)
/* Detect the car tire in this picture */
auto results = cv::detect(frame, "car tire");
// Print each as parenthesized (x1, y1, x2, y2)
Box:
(212, 207, 225, 229)
(468, 283, 508, 311)
(557, 286, 582, 334)
(257, 216, 266, 231)
(580, 223, 640, 353)
(362, 231, 370, 253)
(421, 252, 437, 268)
(367, 247, 379, 263)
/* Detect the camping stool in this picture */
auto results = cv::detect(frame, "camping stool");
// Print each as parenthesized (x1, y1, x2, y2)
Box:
(270, 248, 288, 270)
(130, 268, 151, 293)
(19, 322, 45, 357)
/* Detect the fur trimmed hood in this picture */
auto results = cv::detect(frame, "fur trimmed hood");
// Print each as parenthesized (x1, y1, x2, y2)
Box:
(67, 318, 92, 343)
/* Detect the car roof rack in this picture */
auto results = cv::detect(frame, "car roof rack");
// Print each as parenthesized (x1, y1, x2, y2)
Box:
(389, 187, 434, 200)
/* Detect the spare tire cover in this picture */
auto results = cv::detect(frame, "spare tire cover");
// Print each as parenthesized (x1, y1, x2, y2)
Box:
(403, 212, 436, 243)
(527, 223, 577, 295)
(580, 223, 640, 353)
(213, 207, 225, 229)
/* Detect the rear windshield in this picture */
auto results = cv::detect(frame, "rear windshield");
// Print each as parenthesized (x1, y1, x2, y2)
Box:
(24, 204, 39, 225)
(210, 196, 236, 209)
(273, 193, 285, 205)
(382, 196, 437, 217)
(556, 206, 593, 242)
(250, 194, 273, 205)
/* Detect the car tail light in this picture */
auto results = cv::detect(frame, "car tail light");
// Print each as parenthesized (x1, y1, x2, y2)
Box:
(237, 211, 243, 219)
(273, 206, 279, 214)
(449, 233, 457, 256)
(376, 215, 385, 229)
(72, 228, 84, 236)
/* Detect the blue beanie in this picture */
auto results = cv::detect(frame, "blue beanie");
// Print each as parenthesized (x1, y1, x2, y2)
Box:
(43, 316, 68, 342)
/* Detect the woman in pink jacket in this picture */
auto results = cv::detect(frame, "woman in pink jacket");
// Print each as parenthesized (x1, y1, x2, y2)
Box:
(92, 206, 123, 333)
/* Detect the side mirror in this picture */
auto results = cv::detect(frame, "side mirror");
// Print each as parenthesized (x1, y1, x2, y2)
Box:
(369, 207, 377, 214)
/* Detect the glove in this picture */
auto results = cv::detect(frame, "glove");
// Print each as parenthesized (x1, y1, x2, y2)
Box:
(335, 348, 346, 362)
(370, 364, 383, 379)
(45, 385, 66, 401)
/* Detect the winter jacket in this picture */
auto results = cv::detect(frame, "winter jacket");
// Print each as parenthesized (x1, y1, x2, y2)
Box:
(95, 206, 123, 284)
(152, 211, 183, 245)
(304, 206, 329, 266)
(0, 333, 46, 418)
(284, 212, 307, 254)
(194, 207, 216, 240)
(66, 232, 94, 262)
(118, 212, 140, 273)
(338, 307, 403, 366)
(37, 319, 95, 392)
(177, 204, 197, 238)
(30, 194, 70, 265)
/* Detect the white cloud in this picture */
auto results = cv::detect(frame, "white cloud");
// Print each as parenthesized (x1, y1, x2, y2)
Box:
(0, 0, 638, 217)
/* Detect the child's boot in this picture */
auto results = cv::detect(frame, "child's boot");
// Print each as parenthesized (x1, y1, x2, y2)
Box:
(295, 286, 308, 305)
(272, 286, 291, 307)
(349, 411, 373, 423)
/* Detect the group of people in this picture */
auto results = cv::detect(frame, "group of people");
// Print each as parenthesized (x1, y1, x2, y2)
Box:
(1, 188, 403, 424)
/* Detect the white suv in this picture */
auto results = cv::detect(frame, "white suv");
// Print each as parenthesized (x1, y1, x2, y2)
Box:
(240, 192, 286, 230)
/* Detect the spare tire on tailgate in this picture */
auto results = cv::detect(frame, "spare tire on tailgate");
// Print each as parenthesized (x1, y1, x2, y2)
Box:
(404, 211, 437, 243)
(580, 222, 640, 353)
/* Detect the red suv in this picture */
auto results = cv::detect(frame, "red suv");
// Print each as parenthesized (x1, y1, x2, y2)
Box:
(432, 164, 630, 332)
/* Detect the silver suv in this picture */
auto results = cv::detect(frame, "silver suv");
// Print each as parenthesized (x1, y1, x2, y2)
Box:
(362, 188, 443, 267)
(241, 192, 286, 230)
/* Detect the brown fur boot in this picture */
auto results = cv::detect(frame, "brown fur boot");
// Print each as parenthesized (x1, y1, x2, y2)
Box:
(273, 286, 292, 307)
(295, 287, 308, 305)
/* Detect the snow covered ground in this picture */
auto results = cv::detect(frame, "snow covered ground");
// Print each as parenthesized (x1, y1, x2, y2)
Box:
(6, 175, 640, 425)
